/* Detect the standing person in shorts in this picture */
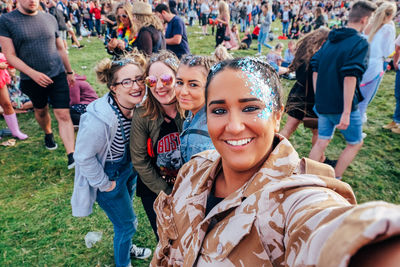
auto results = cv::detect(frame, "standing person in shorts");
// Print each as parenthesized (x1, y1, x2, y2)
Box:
(0, 0, 76, 169)
(308, 1, 377, 180)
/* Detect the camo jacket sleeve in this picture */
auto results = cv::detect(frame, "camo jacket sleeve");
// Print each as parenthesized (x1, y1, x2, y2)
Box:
(151, 135, 400, 267)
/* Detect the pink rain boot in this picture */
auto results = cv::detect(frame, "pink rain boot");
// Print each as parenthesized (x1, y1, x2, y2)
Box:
(3, 113, 28, 140)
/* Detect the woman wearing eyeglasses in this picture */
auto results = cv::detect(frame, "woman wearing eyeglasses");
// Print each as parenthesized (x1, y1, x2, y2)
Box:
(71, 53, 151, 267)
(130, 50, 183, 239)
(107, 2, 135, 59)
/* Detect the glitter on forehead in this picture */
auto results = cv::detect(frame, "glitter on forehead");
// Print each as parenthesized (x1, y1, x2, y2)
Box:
(210, 62, 223, 76)
(150, 56, 179, 70)
(237, 58, 277, 121)
(164, 58, 179, 69)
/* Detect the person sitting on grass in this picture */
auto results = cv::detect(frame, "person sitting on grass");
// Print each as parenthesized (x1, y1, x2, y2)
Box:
(282, 40, 296, 67)
(6, 65, 33, 114)
(266, 42, 288, 75)
(239, 28, 253, 50)
(68, 72, 98, 127)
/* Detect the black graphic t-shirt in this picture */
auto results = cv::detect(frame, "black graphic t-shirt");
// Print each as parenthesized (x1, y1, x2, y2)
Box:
(155, 119, 182, 185)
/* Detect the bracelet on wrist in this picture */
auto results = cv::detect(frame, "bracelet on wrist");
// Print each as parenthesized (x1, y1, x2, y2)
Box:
(66, 71, 73, 75)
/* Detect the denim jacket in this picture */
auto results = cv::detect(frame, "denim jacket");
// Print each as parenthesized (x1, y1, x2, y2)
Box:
(180, 107, 215, 163)
(71, 93, 118, 217)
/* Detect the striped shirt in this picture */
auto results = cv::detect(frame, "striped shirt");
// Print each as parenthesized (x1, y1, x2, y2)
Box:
(106, 95, 132, 161)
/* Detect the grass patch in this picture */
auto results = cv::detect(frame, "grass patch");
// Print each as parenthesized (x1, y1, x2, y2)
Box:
(1, 22, 399, 266)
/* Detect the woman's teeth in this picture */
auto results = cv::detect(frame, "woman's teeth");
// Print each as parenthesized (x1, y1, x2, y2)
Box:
(130, 91, 141, 97)
(226, 138, 252, 146)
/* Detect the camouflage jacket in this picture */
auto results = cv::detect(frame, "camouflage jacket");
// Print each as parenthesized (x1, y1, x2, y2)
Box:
(151, 135, 400, 267)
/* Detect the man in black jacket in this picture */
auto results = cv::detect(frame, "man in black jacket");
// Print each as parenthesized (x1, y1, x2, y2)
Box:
(309, 1, 377, 180)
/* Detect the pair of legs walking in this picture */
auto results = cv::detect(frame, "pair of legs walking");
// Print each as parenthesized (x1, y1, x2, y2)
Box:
(34, 106, 74, 154)
(257, 29, 272, 54)
(20, 72, 75, 165)
(309, 110, 363, 178)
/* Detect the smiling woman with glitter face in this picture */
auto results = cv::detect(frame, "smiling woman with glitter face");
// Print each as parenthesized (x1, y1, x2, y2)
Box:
(150, 57, 400, 267)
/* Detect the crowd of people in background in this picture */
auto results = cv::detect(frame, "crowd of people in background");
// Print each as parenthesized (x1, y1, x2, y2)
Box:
(1, 0, 400, 266)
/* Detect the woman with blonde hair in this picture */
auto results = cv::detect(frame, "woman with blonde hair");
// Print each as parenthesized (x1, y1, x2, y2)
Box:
(130, 50, 183, 239)
(215, 1, 237, 49)
(107, 2, 136, 59)
(131, 1, 166, 55)
(361, 1, 396, 124)
(71, 52, 152, 266)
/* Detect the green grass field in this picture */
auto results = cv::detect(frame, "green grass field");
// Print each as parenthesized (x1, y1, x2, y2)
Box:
(0, 23, 399, 266)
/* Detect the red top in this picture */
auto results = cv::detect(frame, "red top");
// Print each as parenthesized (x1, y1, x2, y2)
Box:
(90, 7, 102, 20)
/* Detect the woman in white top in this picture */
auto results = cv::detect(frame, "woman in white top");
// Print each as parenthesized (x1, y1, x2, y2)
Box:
(359, 2, 396, 122)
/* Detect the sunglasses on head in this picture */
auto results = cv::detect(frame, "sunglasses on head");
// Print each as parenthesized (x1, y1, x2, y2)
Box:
(145, 74, 174, 88)
(118, 14, 128, 19)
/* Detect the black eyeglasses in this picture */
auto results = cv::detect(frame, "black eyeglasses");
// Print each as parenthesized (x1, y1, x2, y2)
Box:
(118, 14, 128, 19)
(114, 77, 145, 88)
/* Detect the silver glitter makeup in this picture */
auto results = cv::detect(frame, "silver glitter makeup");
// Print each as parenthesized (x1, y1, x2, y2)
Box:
(236, 58, 277, 121)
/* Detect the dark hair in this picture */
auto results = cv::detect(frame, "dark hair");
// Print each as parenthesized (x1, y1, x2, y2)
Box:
(205, 57, 282, 112)
(348, 0, 377, 23)
(155, 3, 170, 13)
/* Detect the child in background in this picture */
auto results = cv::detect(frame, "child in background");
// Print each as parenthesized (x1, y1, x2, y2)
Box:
(0, 52, 27, 140)
(7, 66, 33, 113)
(69, 73, 98, 126)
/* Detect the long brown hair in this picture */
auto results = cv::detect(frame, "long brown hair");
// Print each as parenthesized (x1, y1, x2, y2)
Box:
(143, 50, 183, 120)
(289, 27, 330, 72)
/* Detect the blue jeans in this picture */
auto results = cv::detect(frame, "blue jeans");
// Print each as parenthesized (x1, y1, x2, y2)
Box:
(95, 19, 101, 36)
(97, 152, 138, 267)
(282, 21, 289, 35)
(394, 69, 400, 123)
(317, 109, 363, 145)
(240, 18, 246, 32)
(96, 103, 138, 267)
(359, 74, 383, 118)
(84, 18, 93, 32)
(258, 30, 272, 53)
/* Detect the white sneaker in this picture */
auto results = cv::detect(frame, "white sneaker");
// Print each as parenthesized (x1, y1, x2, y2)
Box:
(255, 52, 262, 56)
(362, 132, 367, 139)
(130, 244, 151, 260)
